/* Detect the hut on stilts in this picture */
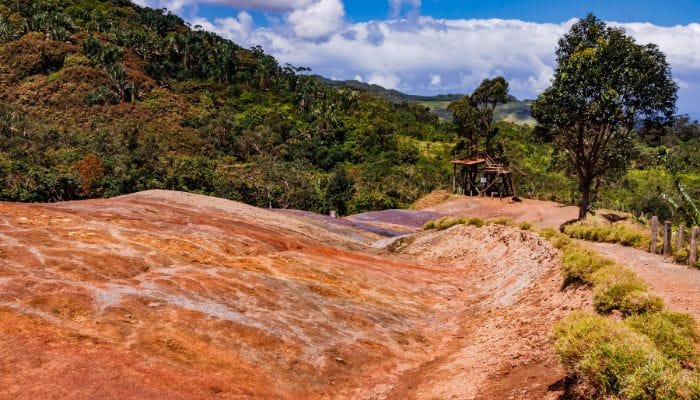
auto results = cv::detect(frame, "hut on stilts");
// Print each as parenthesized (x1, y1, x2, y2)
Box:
(451, 154, 517, 199)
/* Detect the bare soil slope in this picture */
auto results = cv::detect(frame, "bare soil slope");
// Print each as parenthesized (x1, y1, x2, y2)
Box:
(0, 190, 588, 399)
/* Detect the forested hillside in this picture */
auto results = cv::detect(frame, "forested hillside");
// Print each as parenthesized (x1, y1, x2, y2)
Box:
(0, 0, 698, 224)
(0, 0, 453, 213)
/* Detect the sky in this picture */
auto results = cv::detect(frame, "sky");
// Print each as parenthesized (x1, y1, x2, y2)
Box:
(133, 0, 700, 118)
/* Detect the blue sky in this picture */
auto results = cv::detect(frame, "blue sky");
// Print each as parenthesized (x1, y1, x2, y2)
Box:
(136, 0, 700, 118)
(195, 0, 700, 26)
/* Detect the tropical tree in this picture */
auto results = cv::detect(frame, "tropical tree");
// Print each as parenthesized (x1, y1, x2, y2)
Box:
(471, 76, 509, 147)
(449, 76, 509, 155)
(325, 168, 355, 216)
(532, 13, 677, 219)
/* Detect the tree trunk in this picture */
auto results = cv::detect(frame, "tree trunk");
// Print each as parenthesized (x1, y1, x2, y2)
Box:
(578, 178, 592, 220)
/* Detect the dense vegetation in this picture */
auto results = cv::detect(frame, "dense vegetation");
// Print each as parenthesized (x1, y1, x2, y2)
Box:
(0, 0, 454, 214)
(0, 2, 697, 225)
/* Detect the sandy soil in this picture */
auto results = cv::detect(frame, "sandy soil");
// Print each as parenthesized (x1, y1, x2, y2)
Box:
(424, 196, 580, 229)
(0, 190, 591, 399)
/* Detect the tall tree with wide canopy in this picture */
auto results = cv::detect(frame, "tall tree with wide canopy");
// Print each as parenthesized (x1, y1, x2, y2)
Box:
(532, 13, 677, 220)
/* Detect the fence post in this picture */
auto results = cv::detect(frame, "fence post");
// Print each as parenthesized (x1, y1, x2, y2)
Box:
(663, 221, 672, 256)
(690, 227, 698, 267)
(677, 223, 685, 250)
(650, 216, 659, 254)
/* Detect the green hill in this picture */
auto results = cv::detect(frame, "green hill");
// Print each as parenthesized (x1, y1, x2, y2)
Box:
(319, 77, 534, 124)
(0, 0, 454, 212)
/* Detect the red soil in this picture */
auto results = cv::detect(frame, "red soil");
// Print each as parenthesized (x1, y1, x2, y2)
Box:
(0, 190, 590, 399)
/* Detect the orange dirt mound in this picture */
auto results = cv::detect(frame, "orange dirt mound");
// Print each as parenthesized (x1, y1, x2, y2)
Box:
(0, 190, 590, 399)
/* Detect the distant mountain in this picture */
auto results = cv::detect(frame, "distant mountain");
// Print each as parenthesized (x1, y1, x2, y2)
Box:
(317, 76, 534, 124)
(314, 76, 464, 103)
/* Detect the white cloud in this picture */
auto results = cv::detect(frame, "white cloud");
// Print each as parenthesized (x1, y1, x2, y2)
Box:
(367, 73, 402, 89)
(286, 0, 345, 39)
(150, 2, 700, 115)
(388, 0, 421, 18)
(190, 11, 254, 41)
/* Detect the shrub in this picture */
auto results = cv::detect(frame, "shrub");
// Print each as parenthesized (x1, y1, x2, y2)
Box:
(553, 312, 685, 398)
(626, 312, 699, 364)
(518, 221, 532, 231)
(620, 290, 665, 316)
(423, 216, 484, 230)
(560, 245, 614, 284)
(465, 217, 485, 228)
(591, 265, 648, 314)
(539, 228, 573, 249)
(488, 216, 515, 226)
(674, 247, 690, 264)
(85, 86, 116, 105)
(63, 53, 91, 68)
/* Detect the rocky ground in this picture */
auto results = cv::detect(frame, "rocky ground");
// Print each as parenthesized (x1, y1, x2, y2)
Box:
(0, 190, 595, 399)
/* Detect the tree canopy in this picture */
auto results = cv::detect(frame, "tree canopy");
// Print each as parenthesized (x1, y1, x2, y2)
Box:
(532, 13, 678, 219)
(448, 76, 509, 156)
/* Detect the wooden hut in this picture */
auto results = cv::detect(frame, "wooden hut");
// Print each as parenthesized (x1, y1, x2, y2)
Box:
(452, 155, 516, 198)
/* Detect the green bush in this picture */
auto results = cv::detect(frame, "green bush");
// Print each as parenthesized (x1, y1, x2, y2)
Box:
(539, 228, 573, 249)
(560, 244, 614, 284)
(518, 221, 533, 231)
(84, 86, 116, 106)
(626, 312, 699, 364)
(620, 290, 665, 316)
(591, 265, 648, 314)
(488, 216, 515, 226)
(422, 216, 485, 230)
(465, 217, 485, 228)
(553, 312, 694, 398)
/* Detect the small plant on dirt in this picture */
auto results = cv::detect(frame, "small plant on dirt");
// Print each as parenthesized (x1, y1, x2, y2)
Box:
(560, 244, 614, 285)
(619, 291, 665, 316)
(539, 228, 573, 249)
(488, 216, 515, 227)
(518, 221, 532, 231)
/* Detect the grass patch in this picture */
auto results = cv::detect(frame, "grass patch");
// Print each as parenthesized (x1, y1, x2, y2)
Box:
(554, 312, 699, 399)
(422, 216, 484, 230)
(626, 312, 699, 364)
(590, 265, 649, 314)
(563, 221, 650, 248)
(423, 215, 532, 231)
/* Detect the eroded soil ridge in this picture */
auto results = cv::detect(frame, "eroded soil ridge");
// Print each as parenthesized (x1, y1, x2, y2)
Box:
(0, 190, 588, 399)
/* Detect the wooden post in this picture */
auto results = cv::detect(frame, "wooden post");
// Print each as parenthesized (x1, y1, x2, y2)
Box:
(677, 223, 685, 250)
(690, 227, 698, 267)
(650, 216, 659, 254)
(663, 220, 672, 256)
(452, 164, 457, 193)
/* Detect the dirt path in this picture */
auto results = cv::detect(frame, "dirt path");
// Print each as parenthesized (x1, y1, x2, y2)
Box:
(579, 241, 700, 319)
